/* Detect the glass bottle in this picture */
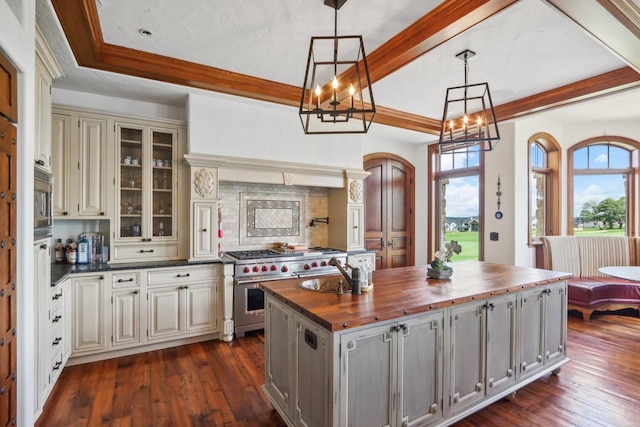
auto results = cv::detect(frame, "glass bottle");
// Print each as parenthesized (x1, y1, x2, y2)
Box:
(162, 170, 168, 189)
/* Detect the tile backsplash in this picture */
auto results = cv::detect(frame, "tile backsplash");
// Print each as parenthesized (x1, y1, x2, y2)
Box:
(219, 181, 328, 252)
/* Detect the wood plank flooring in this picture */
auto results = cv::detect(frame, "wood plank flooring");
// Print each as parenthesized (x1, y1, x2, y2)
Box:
(36, 311, 640, 426)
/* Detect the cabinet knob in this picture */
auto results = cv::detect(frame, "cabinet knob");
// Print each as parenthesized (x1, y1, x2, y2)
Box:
(63, 211, 69, 216)
(100, 212, 105, 216)
(133, 290, 139, 295)
(353, 225, 358, 229)
(99, 276, 104, 280)
(202, 228, 207, 232)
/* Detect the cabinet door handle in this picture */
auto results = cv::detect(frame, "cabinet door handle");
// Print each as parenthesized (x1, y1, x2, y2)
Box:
(35, 159, 45, 166)
(52, 315, 62, 323)
(387, 240, 394, 248)
(40, 243, 48, 250)
(117, 278, 134, 283)
(176, 273, 190, 278)
(139, 249, 154, 253)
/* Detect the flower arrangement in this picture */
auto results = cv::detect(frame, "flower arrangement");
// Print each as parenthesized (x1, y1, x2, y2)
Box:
(430, 240, 462, 271)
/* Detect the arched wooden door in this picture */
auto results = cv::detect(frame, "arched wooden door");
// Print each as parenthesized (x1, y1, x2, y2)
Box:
(364, 154, 415, 269)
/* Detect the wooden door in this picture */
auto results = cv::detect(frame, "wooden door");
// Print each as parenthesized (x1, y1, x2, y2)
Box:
(0, 102, 17, 427)
(364, 155, 414, 269)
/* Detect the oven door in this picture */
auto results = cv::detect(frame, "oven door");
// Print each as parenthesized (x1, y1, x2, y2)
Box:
(234, 281, 266, 338)
(34, 169, 53, 238)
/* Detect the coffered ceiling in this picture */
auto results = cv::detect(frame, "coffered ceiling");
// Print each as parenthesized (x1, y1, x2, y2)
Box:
(36, 0, 640, 138)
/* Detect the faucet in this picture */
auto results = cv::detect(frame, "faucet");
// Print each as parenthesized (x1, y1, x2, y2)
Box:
(329, 257, 357, 292)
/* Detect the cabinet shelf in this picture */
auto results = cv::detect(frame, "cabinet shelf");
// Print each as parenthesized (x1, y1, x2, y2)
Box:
(121, 163, 142, 168)
(153, 214, 172, 218)
(153, 143, 173, 148)
(120, 214, 142, 218)
(121, 187, 142, 191)
(121, 139, 142, 145)
(152, 188, 171, 192)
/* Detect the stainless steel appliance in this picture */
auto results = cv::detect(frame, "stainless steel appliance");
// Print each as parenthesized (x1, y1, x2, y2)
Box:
(34, 168, 53, 238)
(228, 248, 347, 337)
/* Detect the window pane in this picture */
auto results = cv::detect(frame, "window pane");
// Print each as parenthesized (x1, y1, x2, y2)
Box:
(530, 172, 546, 238)
(573, 174, 627, 234)
(439, 175, 479, 262)
(573, 147, 588, 169)
(467, 146, 480, 167)
(531, 143, 545, 168)
(588, 145, 609, 169)
(453, 150, 468, 168)
(439, 152, 454, 171)
(609, 146, 630, 169)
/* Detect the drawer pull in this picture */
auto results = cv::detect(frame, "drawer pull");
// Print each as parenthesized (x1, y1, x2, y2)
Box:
(140, 249, 154, 253)
(176, 273, 191, 278)
(52, 292, 62, 300)
(117, 278, 135, 283)
(40, 243, 48, 250)
(53, 361, 62, 371)
(35, 159, 45, 166)
(52, 315, 62, 323)
(142, 238, 152, 242)
(179, 285, 190, 290)
(52, 337, 62, 346)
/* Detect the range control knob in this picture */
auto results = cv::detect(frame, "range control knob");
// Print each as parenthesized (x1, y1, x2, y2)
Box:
(311, 262, 318, 268)
(252, 266, 260, 273)
(243, 267, 250, 273)
(304, 264, 311, 270)
(281, 266, 289, 273)
(262, 265, 268, 272)
(270, 265, 278, 271)
(321, 261, 328, 267)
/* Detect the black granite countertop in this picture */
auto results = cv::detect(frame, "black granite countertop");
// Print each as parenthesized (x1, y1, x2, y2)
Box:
(51, 256, 236, 287)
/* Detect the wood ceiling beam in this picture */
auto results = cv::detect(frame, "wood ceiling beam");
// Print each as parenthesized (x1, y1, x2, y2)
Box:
(544, 0, 640, 73)
(495, 66, 640, 121)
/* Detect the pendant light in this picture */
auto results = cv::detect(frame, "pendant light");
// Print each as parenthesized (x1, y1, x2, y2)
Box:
(299, 0, 375, 134)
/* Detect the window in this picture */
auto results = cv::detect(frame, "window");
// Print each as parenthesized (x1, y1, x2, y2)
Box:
(428, 144, 483, 263)
(528, 133, 560, 245)
(569, 137, 639, 236)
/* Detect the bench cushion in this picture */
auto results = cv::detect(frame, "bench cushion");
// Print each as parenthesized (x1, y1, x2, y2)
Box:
(568, 278, 640, 308)
(576, 236, 631, 278)
(541, 236, 580, 278)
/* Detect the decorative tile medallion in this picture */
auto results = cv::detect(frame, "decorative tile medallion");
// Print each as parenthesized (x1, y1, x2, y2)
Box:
(240, 192, 306, 244)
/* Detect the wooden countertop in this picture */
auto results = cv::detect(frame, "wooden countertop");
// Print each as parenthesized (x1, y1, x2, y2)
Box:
(260, 261, 572, 332)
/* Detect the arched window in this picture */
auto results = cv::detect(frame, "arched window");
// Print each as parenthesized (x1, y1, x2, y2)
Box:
(428, 144, 483, 262)
(568, 137, 639, 236)
(528, 133, 560, 245)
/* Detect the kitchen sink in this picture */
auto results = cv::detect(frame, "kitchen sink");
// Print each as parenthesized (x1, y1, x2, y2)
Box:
(298, 276, 348, 293)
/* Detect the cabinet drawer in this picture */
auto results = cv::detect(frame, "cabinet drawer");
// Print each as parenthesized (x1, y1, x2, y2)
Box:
(113, 243, 178, 262)
(50, 286, 64, 309)
(147, 265, 217, 286)
(111, 271, 141, 288)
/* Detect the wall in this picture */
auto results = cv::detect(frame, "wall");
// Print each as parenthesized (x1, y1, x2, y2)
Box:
(218, 181, 329, 252)
(0, 0, 36, 424)
(187, 92, 364, 170)
(52, 88, 186, 121)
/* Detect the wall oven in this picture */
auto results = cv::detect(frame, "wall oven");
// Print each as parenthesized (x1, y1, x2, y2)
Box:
(34, 168, 53, 238)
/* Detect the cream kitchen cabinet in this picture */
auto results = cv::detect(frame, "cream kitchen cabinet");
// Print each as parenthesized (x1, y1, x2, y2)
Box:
(519, 282, 567, 380)
(190, 202, 219, 260)
(51, 108, 110, 219)
(264, 297, 292, 415)
(35, 240, 72, 417)
(34, 26, 62, 173)
(71, 273, 107, 354)
(113, 121, 186, 262)
(110, 271, 142, 349)
(147, 265, 218, 343)
(328, 176, 367, 251)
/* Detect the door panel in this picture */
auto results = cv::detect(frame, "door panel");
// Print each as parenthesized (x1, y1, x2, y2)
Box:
(364, 156, 414, 269)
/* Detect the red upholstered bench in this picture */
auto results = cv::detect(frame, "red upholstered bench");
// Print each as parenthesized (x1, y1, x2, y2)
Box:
(540, 236, 640, 321)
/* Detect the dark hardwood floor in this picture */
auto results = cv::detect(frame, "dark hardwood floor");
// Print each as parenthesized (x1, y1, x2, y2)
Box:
(36, 311, 640, 427)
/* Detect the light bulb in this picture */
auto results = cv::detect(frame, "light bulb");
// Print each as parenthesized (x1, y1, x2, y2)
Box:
(349, 84, 355, 96)
(315, 85, 321, 97)
(332, 76, 338, 89)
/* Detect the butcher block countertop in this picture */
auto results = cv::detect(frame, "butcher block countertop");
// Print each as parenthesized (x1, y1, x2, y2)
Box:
(260, 261, 572, 332)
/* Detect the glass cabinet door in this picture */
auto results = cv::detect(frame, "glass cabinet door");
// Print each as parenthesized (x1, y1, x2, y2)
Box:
(118, 126, 145, 239)
(151, 129, 175, 239)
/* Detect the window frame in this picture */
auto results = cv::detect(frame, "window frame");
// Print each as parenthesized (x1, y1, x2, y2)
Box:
(428, 144, 484, 262)
(567, 136, 639, 236)
(527, 133, 561, 246)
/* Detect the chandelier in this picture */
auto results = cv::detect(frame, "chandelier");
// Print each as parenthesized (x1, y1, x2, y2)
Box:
(299, 0, 375, 134)
(439, 50, 500, 152)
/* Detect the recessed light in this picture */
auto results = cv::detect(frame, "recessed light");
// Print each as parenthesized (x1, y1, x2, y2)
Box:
(139, 29, 153, 36)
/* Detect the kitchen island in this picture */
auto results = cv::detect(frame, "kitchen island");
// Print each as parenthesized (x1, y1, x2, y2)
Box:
(260, 261, 572, 427)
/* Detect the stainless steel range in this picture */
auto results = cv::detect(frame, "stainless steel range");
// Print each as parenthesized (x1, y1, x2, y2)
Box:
(228, 248, 347, 337)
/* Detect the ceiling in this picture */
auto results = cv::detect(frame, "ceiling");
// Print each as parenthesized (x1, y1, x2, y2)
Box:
(35, 0, 640, 142)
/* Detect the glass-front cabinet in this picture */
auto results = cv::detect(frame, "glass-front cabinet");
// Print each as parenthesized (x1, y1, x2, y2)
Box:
(114, 122, 180, 262)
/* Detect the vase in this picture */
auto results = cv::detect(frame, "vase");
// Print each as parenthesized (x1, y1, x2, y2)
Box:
(427, 267, 453, 279)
